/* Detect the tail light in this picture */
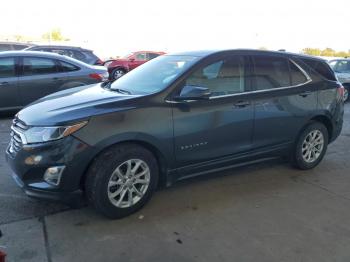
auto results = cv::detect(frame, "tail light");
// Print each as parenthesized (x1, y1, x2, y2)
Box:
(89, 72, 108, 82)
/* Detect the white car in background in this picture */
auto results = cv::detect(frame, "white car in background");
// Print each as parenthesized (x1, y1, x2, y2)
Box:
(328, 59, 350, 101)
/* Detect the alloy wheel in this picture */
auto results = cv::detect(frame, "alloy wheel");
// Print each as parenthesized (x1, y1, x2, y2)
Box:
(301, 130, 324, 163)
(107, 159, 150, 208)
(113, 69, 125, 79)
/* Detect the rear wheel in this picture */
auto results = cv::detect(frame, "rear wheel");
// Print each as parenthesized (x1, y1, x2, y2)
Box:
(292, 122, 328, 170)
(85, 144, 159, 219)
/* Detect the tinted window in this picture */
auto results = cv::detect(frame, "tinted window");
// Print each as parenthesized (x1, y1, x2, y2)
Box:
(186, 56, 246, 97)
(136, 53, 147, 60)
(51, 49, 71, 57)
(59, 61, 79, 72)
(72, 51, 86, 61)
(0, 44, 12, 51)
(50, 49, 85, 61)
(148, 53, 160, 60)
(0, 57, 16, 78)
(12, 44, 28, 50)
(300, 58, 336, 81)
(253, 56, 290, 90)
(290, 61, 308, 85)
(23, 57, 58, 76)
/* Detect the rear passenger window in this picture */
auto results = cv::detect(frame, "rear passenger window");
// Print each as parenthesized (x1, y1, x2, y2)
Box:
(253, 56, 290, 90)
(59, 61, 79, 72)
(289, 61, 308, 85)
(186, 56, 246, 97)
(23, 57, 58, 76)
(0, 57, 15, 78)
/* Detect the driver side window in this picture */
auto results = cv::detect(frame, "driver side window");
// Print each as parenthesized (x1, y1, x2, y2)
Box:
(185, 56, 246, 97)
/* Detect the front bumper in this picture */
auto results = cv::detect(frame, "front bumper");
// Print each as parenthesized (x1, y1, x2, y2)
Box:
(5, 135, 94, 204)
(11, 172, 84, 205)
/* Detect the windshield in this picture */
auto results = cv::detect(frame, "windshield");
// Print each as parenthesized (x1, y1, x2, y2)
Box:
(110, 55, 200, 95)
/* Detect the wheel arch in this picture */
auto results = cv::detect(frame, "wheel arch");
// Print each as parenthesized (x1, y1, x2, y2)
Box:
(309, 115, 333, 141)
(80, 138, 171, 190)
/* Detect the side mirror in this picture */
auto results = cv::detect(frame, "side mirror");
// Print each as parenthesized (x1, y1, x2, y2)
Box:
(174, 85, 211, 101)
(129, 58, 135, 62)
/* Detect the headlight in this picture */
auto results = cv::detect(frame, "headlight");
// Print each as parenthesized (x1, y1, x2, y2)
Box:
(23, 121, 88, 144)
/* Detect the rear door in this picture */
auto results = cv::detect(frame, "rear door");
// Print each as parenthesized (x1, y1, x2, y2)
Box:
(250, 54, 316, 150)
(172, 55, 254, 168)
(0, 57, 20, 110)
(18, 56, 65, 106)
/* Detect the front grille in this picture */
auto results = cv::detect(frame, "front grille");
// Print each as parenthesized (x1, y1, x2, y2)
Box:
(9, 117, 28, 154)
(9, 131, 22, 153)
(12, 118, 28, 131)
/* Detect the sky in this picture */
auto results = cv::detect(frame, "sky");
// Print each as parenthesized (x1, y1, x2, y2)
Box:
(1, 0, 349, 58)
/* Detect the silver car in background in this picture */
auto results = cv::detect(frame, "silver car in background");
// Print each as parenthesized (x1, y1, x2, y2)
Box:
(0, 51, 108, 112)
(329, 59, 350, 101)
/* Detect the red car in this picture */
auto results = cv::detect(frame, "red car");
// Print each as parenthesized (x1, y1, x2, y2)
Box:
(106, 51, 165, 80)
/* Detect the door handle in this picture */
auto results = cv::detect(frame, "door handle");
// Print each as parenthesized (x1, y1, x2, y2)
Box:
(233, 101, 250, 108)
(299, 91, 312, 97)
(0, 81, 9, 86)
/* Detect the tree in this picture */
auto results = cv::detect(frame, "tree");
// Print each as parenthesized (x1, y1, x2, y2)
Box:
(42, 28, 69, 41)
(302, 47, 350, 57)
(301, 48, 321, 56)
(320, 48, 335, 57)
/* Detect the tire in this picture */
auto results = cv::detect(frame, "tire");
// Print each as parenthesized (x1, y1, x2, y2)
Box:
(111, 68, 126, 80)
(292, 121, 329, 170)
(85, 143, 159, 219)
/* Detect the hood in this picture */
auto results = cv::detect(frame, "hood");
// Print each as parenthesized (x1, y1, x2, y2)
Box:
(18, 83, 140, 126)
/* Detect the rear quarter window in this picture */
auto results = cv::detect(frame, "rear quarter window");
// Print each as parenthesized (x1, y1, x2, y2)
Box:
(299, 58, 336, 81)
(58, 60, 80, 72)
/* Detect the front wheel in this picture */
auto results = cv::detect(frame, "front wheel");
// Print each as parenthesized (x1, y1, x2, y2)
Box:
(111, 68, 126, 80)
(85, 144, 159, 219)
(292, 122, 329, 170)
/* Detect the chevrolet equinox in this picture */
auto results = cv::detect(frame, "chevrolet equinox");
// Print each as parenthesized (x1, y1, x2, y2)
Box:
(6, 50, 344, 218)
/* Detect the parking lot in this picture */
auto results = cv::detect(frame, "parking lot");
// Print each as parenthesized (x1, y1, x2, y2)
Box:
(0, 104, 349, 261)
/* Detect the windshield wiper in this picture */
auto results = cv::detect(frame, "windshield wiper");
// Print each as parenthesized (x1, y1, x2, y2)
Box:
(113, 88, 132, 95)
(101, 81, 132, 95)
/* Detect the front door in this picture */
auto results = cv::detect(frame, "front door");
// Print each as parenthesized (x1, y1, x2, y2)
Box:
(0, 57, 20, 110)
(172, 55, 254, 168)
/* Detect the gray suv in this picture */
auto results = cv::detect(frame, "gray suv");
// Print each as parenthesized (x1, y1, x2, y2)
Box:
(0, 42, 32, 51)
(25, 45, 103, 65)
(0, 51, 108, 112)
(329, 59, 350, 101)
(6, 49, 344, 219)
